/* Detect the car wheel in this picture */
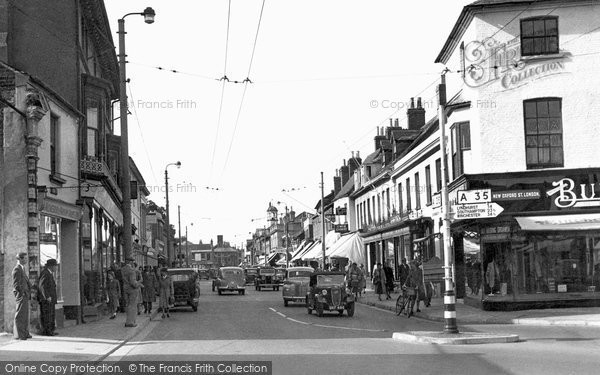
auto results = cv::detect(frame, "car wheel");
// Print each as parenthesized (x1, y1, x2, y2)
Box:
(242, 290, 245, 295)
(316, 303, 324, 317)
(338, 309, 344, 316)
(217, 290, 222, 295)
(212, 283, 215, 292)
(257, 285, 261, 291)
(284, 300, 289, 307)
(192, 305, 198, 312)
(346, 302, 355, 317)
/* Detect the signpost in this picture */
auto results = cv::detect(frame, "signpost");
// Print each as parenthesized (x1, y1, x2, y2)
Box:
(457, 189, 491, 204)
(453, 202, 504, 220)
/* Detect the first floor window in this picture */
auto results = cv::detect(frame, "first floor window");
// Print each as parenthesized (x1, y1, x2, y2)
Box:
(524, 98, 563, 169)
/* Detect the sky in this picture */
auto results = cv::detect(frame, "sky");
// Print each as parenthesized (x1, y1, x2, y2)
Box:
(104, 0, 471, 248)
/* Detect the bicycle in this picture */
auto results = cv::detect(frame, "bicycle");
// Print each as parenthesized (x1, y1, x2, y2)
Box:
(395, 285, 416, 317)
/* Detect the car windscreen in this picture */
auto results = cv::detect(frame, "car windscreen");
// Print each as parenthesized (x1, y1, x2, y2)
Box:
(260, 269, 275, 275)
(288, 271, 312, 278)
(246, 269, 257, 275)
(316, 274, 345, 286)
(223, 269, 242, 276)
(171, 274, 190, 282)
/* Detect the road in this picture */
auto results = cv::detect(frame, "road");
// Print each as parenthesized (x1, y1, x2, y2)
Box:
(96, 280, 600, 375)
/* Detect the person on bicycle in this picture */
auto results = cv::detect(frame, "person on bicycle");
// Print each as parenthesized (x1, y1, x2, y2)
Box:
(405, 261, 424, 313)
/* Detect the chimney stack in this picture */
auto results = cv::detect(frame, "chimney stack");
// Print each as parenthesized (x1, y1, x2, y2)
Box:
(333, 169, 342, 196)
(394, 118, 399, 127)
(217, 235, 223, 247)
(340, 162, 350, 186)
(407, 96, 426, 130)
(348, 151, 361, 177)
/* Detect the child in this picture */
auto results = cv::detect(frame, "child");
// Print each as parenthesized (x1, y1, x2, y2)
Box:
(106, 271, 121, 319)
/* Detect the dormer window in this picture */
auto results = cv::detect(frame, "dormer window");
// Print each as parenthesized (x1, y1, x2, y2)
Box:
(520, 16, 559, 56)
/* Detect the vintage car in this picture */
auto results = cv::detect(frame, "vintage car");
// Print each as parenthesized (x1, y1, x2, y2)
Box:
(306, 271, 355, 317)
(274, 267, 287, 285)
(255, 267, 279, 291)
(214, 267, 246, 295)
(282, 267, 314, 306)
(197, 268, 210, 280)
(244, 267, 258, 285)
(166, 268, 200, 312)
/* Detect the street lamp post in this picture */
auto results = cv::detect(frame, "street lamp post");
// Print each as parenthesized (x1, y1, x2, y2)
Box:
(118, 7, 155, 261)
(164, 161, 181, 266)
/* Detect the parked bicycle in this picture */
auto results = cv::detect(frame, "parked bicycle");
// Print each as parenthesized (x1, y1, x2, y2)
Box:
(395, 285, 416, 318)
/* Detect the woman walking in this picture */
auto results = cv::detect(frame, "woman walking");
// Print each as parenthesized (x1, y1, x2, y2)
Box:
(158, 268, 174, 319)
(106, 271, 121, 319)
(142, 266, 158, 314)
(372, 263, 387, 301)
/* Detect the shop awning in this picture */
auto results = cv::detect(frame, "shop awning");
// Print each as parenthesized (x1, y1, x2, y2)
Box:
(327, 232, 365, 266)
(515, 213, 600, 231)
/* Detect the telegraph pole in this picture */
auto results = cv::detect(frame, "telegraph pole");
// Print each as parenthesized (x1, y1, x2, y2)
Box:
(178, 205, 182, 267)
(285, 206, 290, 269)
(321, 172, 326, 268)
(438, 70, 458, 334)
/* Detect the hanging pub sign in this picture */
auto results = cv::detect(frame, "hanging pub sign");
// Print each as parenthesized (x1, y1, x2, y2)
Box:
(335, 207, 347, 216)
(334, 224, 349, 233)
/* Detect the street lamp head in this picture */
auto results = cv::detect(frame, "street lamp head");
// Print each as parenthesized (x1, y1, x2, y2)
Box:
(143, 7, 156, 24)
(176, 161, 182, 168)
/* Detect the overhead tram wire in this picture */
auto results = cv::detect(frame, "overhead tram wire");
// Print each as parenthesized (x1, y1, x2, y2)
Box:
(127, 82, 159, 186)
(209, 0, 233, 185)
(219, 0, 267, 184)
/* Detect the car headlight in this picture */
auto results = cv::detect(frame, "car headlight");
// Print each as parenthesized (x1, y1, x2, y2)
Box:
(322, 290, 328, 296)
(346, 288, 352, 294)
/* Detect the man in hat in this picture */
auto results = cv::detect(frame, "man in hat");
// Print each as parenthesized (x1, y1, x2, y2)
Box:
(12, 252, 32, 340)
(122, 256, 141, 327)
(38, 259, 58, 336)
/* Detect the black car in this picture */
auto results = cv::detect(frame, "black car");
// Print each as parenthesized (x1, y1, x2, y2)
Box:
(244, 267, 258, 285)
(255, 267, 279, 291)
(167, 268, 200, 312)
(306, 271, 355, 317)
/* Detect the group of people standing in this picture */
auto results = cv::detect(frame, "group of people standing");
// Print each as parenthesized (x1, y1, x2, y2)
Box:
(107, 257, 175, 327)
(12, 252, 58, 340)
(372, 258, 431, 312)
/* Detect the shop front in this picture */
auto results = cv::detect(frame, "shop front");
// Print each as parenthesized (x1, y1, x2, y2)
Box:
(456, 168, 600, 310)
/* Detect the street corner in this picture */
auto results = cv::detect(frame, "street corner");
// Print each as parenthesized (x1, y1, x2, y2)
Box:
(392, 331, 520, 345)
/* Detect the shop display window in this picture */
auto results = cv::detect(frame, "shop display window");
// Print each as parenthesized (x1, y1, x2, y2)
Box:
(40, 215, 63, 302)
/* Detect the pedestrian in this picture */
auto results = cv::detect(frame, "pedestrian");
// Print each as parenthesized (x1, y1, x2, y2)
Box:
(122, 257, 141, 327)
(383, 261, 394, 299)
(106, 271, 121, 319)
(398, 258, 410, 286)
(158, 268, 174, 319)
(134, 264, 144, 315)
(346, 262, 362, 299)
(359, 264, 367, 295)
(12, 252, 32, 340)
(142, 266, 158, 314)
(472, 258, 482, 295)
(372, 263, 387, 301)
(37, 258, 58, 336)
(405, 261, 425, 312)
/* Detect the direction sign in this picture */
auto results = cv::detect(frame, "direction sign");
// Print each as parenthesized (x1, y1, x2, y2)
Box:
(453, 202, 504, 220)
(457, 189, 491, 204)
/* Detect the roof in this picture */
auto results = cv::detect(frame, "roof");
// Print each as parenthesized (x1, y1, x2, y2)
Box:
(363, 149, 382, 165)
(435, 0, 564, 64)
(334, 178, 355, 201)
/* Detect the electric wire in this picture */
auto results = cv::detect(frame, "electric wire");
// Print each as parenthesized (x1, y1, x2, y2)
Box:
(219, 0, 267, 183)
(209, 0, 233, 185)
(127, 82, 159, 186)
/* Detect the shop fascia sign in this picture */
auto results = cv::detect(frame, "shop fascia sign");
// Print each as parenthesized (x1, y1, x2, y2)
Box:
(546, 178, 600, 208)
(463, 37, 568, 91)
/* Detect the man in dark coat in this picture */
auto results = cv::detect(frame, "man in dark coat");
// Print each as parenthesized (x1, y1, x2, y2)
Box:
(38, 259, 58, 336)
(12, 252, 32, 340)
(383, 261, 394, 299)
(398, 258, 410, 286)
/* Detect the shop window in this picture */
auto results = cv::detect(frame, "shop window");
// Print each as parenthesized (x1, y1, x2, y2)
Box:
(524, 98, 563, 169)
(521, 16, 559, 56)
(451, 122, 470, 179)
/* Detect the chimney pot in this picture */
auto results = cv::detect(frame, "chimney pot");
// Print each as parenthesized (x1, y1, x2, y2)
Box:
(395, 118, 399, 127)
(417, 97, 422, 108)
(410, 98, 415, 108)
(343, 159, 346, 166)
(389, 118, 393, 126)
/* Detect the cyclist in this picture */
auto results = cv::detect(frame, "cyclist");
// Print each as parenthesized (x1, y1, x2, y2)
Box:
(405, 261, 424, 313)
(346, 262, 363, 300)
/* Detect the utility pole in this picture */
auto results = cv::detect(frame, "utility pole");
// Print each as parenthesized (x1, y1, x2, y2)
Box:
(285, 206, 290, 269)
(438, 70, 458, 334)
(321, 172, 326, 268)
(178, 205, 182, 267)
(185, 225, 189, 267)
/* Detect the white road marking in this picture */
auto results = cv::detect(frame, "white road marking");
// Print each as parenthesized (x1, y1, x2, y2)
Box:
(270, 307, 387, 332)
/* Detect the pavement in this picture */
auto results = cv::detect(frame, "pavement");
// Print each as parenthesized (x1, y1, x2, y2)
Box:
(355, 282, 600, 344)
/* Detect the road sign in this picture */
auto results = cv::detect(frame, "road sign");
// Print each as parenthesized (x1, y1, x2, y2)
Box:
(453, 202, 504, 220)
(457, 189, 491, 204)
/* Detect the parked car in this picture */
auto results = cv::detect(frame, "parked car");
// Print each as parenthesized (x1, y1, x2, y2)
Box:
(274, 267, 287, 285)
(166, 268, 200, 312)
(244, 267, 258, 285)
(282, 266, 314, 306)
(214, 267, 246, 295)
(306, 271, 355, 317)
(255, 267, 279, 291)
